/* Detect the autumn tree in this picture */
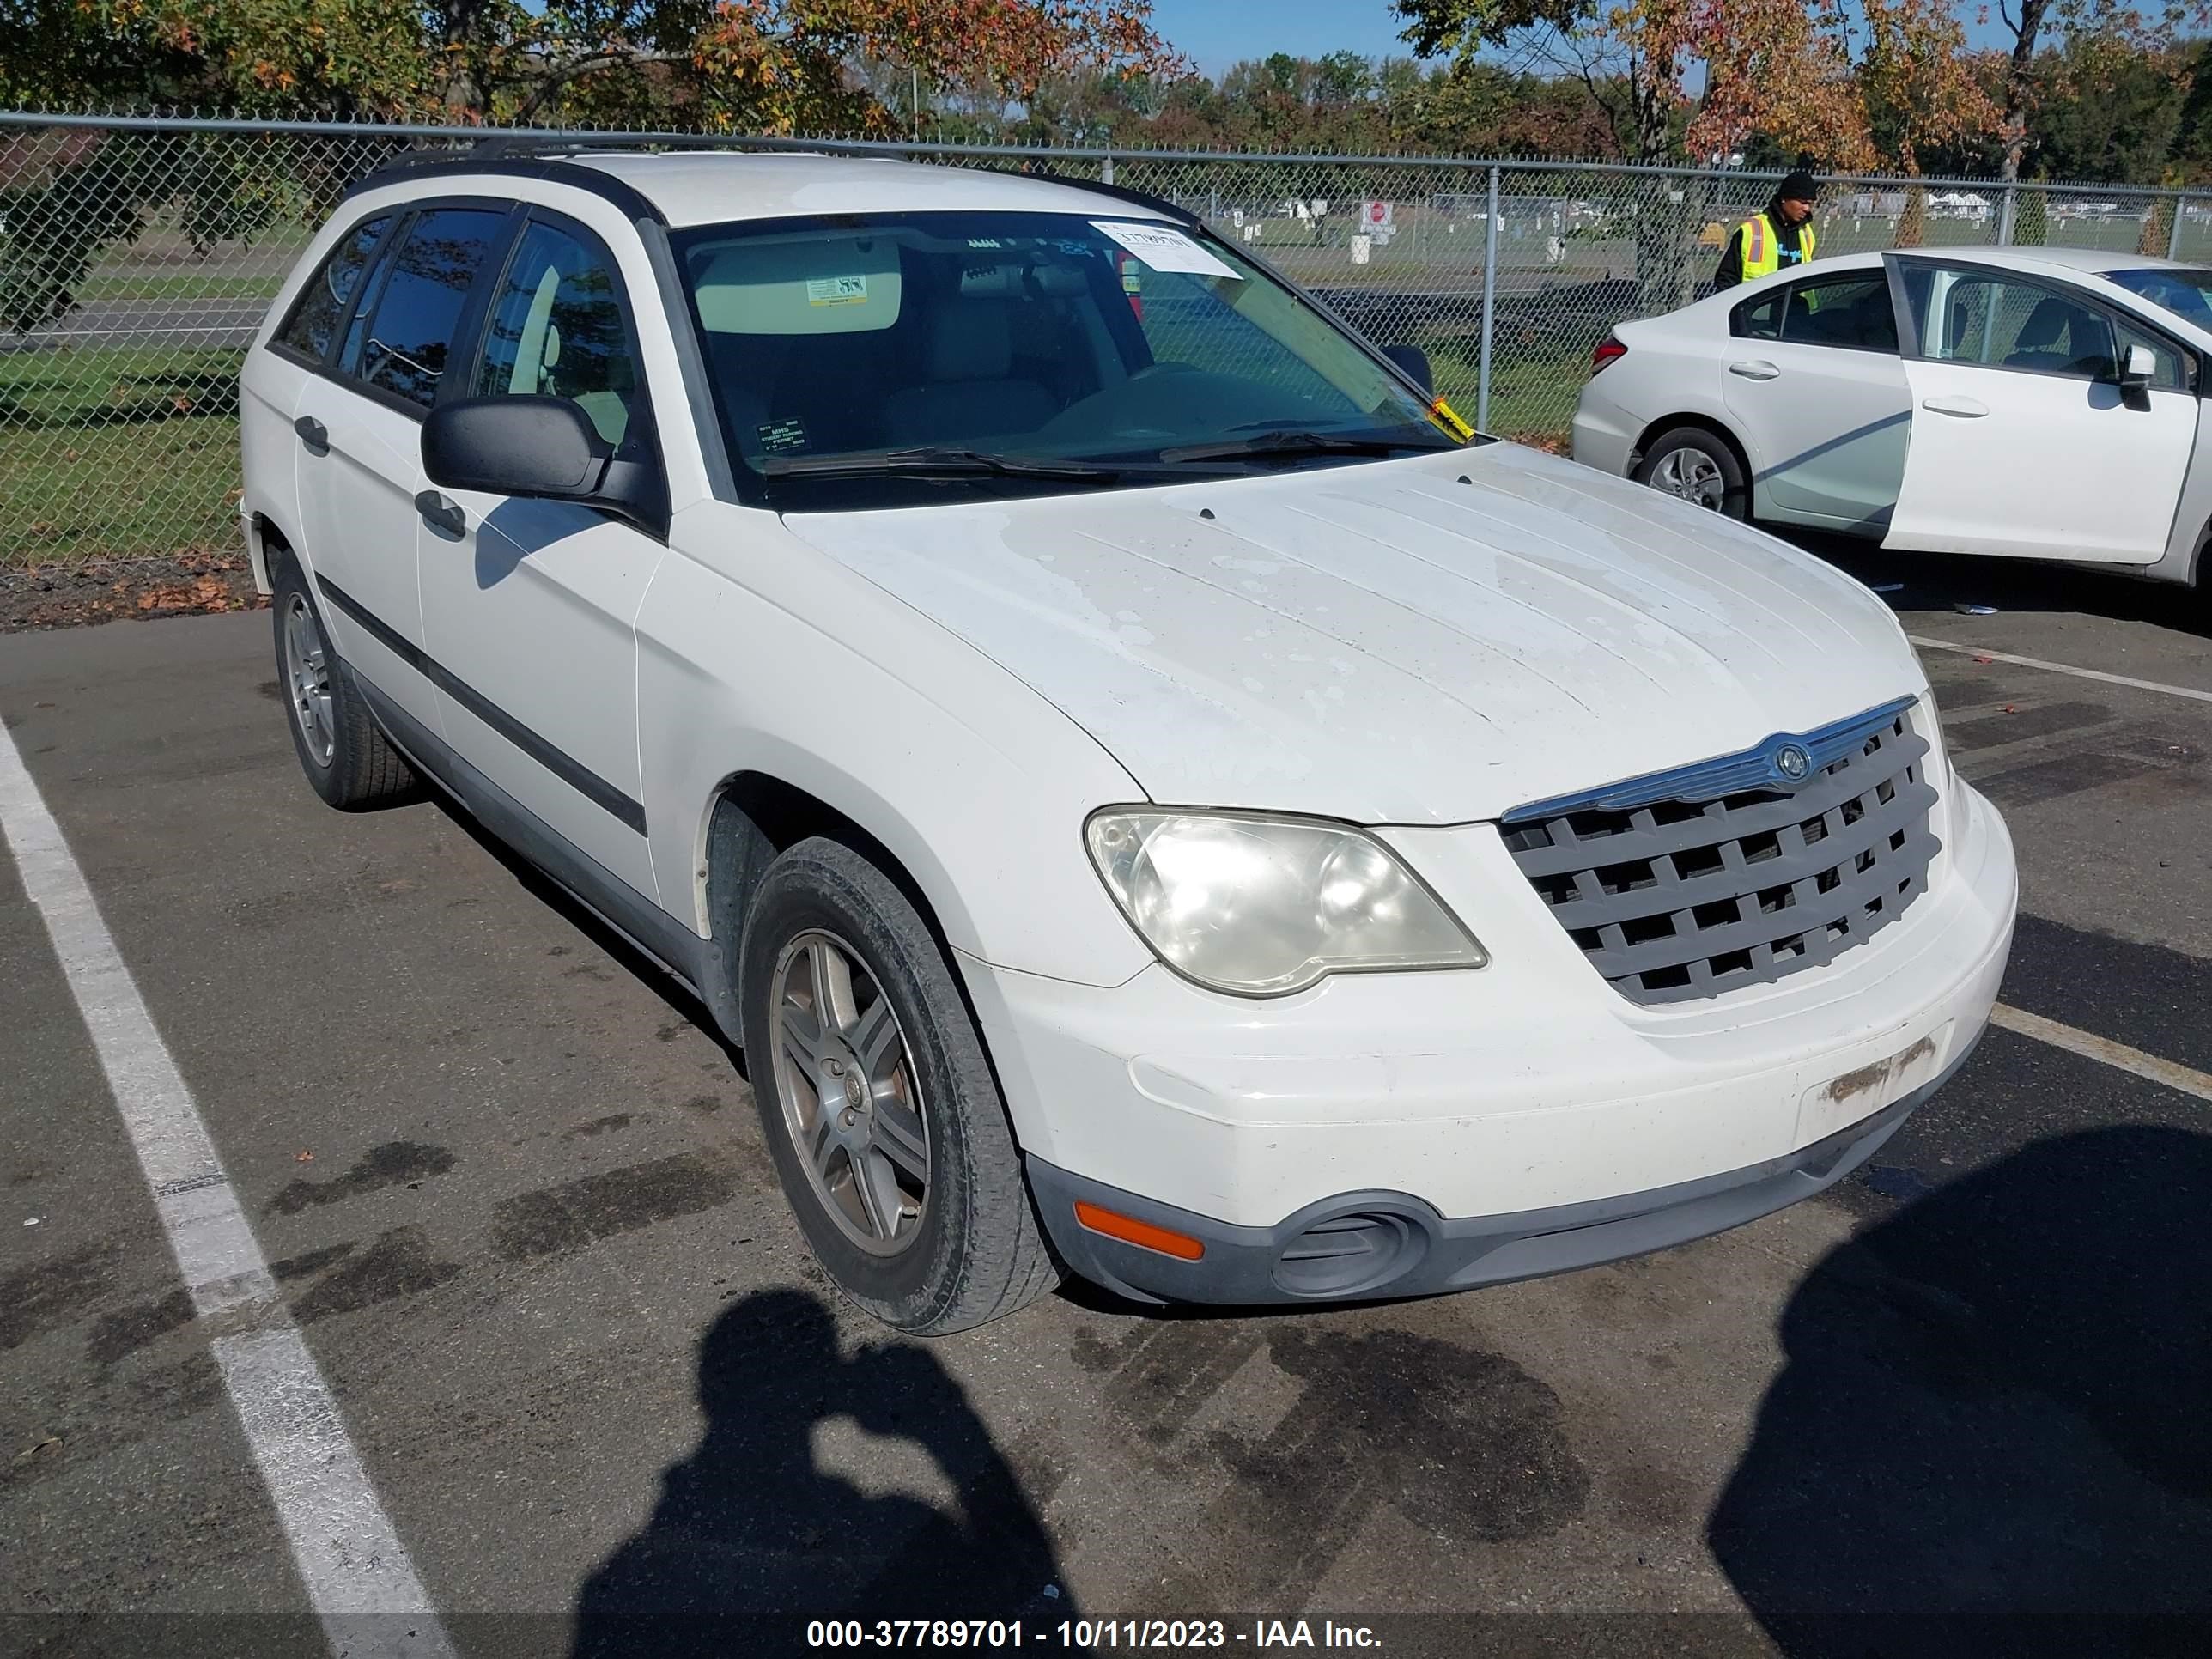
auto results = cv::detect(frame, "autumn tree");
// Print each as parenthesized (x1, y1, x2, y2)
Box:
(0, 0, 1176, 129)
(1396, 0, 1692, 164)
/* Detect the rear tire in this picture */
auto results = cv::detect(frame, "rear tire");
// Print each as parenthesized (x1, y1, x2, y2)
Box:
(1635, 425, 1750, 520)
(270, 554, 416, 811)
(739, 837, 1060, 1334)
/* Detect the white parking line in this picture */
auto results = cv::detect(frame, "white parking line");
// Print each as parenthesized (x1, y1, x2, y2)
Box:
(1991, 1002, 2212, 1103)
(0, 720, 455, 1659)
(1909, 635, 2212, 706)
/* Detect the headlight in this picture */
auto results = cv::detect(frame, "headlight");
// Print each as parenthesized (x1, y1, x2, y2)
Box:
(1085, 810, 1486, 996)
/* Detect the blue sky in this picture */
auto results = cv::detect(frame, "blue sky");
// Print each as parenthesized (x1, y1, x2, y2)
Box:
(1146, 0, 1419, 76)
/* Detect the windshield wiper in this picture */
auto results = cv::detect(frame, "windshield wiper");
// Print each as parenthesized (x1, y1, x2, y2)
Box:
(763, 447, 1125, 483)
(1157, 428, 1455, 465)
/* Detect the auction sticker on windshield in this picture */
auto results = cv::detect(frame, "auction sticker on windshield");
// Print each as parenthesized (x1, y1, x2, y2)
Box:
(1092, 220, 1242, 280)
(806, 274, 869, 307)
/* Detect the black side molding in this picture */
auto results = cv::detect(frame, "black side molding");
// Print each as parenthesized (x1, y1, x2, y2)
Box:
(314, 574, 647, 836)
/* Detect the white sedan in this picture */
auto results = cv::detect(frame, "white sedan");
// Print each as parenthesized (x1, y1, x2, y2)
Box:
(1572, 246, 2212, 583)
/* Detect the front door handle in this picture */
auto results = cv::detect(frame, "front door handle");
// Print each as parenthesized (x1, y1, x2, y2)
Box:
(415, 490, 466, 537)
(1728, 360, 1782, 381)
(294, 415, 328, 450)
(1920, 395, 1989, 418)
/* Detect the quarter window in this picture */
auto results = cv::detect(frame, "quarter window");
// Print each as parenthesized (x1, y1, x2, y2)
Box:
(345, 208, 507, 410)
(276, 215, 391, 362)
(473, 221, 643, 449)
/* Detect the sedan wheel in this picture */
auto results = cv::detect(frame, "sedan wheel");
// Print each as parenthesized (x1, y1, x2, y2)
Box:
(1650, 443, 1728, 510)
(1634, 424, 1750, 521)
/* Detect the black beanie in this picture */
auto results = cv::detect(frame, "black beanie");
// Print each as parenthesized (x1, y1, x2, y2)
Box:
(1778, 171, 1820, 204)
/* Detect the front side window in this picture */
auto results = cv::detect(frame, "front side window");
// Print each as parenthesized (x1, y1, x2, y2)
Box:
(345, 207, 507, 410)
(277, 215, 391, 362)
(473, 219, 644, 450)
(1733, 272, 1898, 352)
(672, 210, 1461, 501)
(1917, 270, 2114, 378)
(1911, 266, 2193, 391)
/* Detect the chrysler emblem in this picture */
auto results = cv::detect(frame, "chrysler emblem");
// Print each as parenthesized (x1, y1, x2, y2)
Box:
(1775, 743, 1812, 781)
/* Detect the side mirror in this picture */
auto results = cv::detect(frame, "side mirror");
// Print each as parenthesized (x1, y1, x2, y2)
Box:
(423, 395, 606, 496)
(2118, 342, 2156, 393)
(1382, 343, 1433, 397)
(422, 395, 663, 532)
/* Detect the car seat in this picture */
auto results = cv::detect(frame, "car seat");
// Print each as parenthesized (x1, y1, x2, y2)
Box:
(2004, 295, 2114, 378)
(880, 305, 1056, 447)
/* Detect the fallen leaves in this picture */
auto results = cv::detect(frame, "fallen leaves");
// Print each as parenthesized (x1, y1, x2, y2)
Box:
(3, 551, 264, 631)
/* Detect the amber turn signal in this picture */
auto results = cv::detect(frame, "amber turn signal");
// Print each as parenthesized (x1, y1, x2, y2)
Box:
(1073, 1200, 1206, 1261)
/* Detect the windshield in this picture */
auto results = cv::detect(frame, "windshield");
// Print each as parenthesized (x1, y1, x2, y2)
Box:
(670, 210, 1468, 501)
(2105, 266, 2212, 328)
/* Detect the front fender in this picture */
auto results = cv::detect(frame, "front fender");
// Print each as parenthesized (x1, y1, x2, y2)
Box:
(637, 504, 1156, 988)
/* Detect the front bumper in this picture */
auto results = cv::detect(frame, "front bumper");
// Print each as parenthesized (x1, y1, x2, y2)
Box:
(967, 763, 2014, 1305)
(1030, 1030, 1972, 1305)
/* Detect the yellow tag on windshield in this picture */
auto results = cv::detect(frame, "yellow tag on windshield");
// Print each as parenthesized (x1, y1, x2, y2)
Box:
(1429, 397, 1474, 442)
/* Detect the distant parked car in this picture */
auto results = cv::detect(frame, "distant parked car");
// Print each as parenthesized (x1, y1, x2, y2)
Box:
(1573, 246, 2211, 584)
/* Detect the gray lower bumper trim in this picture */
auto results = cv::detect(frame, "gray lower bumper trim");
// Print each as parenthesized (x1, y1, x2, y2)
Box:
(1029, 1028, 1980, 1307)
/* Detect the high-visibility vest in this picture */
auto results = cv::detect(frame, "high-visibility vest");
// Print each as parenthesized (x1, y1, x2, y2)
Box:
(1739, 211, 1815, 279)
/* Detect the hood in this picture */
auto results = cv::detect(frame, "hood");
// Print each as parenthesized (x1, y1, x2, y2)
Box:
(781, 442, 1923, 824)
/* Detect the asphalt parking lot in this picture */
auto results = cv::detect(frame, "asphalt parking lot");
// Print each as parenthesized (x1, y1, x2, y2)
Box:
(4, 543, 2211, 1656)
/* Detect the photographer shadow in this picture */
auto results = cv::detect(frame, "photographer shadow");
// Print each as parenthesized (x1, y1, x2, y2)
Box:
(1710, 1124, 2212, 1656)
(573, 1288, 1069, 1656)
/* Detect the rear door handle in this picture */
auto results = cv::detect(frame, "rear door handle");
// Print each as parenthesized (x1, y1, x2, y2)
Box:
(1920, 395, 1989, 418)
(294, 415, 328, 450)
(415, 490, 466, 537)
(1727, 360, 1781, 380)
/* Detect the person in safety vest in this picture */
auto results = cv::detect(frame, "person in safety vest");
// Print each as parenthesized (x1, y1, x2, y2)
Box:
(1714, 172, 1819, 290)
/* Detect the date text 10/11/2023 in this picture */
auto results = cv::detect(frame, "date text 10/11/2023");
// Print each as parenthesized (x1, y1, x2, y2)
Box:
(805, 1620, 1384, 1649)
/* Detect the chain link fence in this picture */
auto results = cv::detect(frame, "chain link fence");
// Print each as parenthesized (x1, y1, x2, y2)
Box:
(3, 109, 2203, 574)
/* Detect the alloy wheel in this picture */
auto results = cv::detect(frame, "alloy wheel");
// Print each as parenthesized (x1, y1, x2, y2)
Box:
(283, 594, 336, 767)
(769, 930, 931, 1256)
(1650, 446, 1728, 510)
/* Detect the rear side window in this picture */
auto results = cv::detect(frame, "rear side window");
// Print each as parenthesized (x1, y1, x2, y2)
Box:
(276, 215, 391, 362)
(346, 208, 507, 410)
(1733, 272, 1898, 352)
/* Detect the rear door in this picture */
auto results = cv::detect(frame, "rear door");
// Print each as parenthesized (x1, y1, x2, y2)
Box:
(1882, 254, 2199, 562)
(254, 211, 396, 574)
(417, 210, 668, 898)
(1720, 267, 1912, 534)
(293, 203, 514, 723)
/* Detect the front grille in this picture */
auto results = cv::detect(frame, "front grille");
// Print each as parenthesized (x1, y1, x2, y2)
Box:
(1501, 699, 1940, 1005)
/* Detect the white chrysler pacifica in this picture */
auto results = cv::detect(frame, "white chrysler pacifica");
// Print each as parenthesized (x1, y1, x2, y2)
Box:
(238, 147, 2017, 1332)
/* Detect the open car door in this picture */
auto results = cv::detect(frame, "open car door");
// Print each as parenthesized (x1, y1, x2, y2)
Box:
(1881, 252, 2198, 563)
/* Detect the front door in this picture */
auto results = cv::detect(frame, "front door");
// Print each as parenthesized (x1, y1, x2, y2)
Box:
(295, 204, 513, 723)
(416, 212, 667, 900)
(1718, 267, 1913, 535)
(1882, 255, 2198, 562)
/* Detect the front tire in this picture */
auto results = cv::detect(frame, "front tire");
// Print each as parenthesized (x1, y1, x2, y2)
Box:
(1635, 425, 1750, 520)
(738, 838, 1060, 1334)
(270, 555, 416, 810)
